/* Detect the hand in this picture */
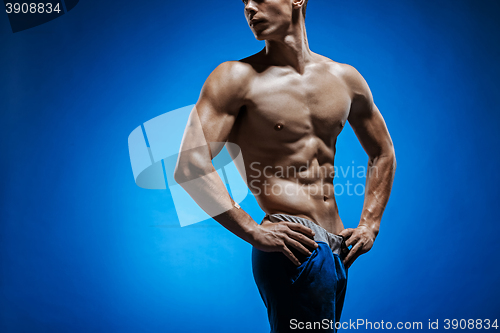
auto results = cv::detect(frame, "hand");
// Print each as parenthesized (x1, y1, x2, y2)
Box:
(339, 225, 377, 268)
(251, 219, 318, 266)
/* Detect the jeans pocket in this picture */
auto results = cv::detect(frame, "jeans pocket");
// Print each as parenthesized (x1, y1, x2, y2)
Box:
(290, 249, 318, 285)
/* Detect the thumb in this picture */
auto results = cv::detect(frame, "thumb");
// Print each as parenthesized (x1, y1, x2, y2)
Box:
(339, 228, 354, 239)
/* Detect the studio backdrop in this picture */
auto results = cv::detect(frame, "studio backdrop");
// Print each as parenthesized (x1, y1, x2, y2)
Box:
(1, 0, 499, 332)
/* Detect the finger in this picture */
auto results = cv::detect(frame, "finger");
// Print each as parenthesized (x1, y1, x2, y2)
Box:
(285, 236, 312, 256)
(345, 234, 360, 248)
(285, 222, 315, 238)
(281, 245, 301, 266)
(343, 241, 363, 268)
(339, 228, 354, 239)
(287, 230, 318, 249)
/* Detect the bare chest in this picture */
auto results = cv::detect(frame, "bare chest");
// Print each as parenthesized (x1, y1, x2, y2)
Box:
(234, 69, 352, 146)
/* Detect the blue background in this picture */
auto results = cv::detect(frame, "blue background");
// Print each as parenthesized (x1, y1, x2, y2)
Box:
(1, 0, 499, 331)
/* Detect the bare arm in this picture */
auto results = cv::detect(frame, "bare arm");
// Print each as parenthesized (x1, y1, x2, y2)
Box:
(339, 65, 397, 268)
(174, 61, 317, 265)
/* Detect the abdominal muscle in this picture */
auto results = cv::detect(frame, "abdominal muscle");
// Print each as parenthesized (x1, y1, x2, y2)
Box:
(247, 161, 345, 235)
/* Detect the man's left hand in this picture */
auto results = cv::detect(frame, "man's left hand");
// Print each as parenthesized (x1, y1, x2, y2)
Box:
(339, 225, 377, 268)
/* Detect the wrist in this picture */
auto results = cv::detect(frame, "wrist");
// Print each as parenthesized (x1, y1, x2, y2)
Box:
(245, 222, 262, 246)
(358, 221, 380, 238)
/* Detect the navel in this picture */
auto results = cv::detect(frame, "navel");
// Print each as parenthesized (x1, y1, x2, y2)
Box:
(274, 123, 284, 131)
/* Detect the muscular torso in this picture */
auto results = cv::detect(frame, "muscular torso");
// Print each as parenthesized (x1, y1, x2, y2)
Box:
(226, 53, 352, 234)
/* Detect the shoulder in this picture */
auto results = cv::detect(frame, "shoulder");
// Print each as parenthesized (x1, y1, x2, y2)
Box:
(198, 61, 255, 113)
(337, 63, 372, 101)
(205, 60, 255, 91)
(337, 64, 375, 115)
(200, 60, 255, 102)
(315, 54, 372, 99)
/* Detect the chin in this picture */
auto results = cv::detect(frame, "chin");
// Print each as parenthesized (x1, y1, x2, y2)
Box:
(251, 29, 264, 40)
(253, 30, 272, 41)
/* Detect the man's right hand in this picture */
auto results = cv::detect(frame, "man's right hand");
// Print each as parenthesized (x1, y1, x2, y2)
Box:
(250, 219, 318, 266)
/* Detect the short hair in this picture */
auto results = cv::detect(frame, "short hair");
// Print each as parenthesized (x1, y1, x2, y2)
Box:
(302, 0, 309, 18)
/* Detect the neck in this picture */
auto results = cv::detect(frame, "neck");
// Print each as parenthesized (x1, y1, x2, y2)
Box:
(264, 18, 312, 74)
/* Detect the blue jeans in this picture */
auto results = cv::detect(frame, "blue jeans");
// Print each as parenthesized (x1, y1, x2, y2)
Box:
(252, 214, 349, 333)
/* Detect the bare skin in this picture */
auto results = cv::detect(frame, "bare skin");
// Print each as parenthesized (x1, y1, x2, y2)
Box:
(175, 0, 396, 268)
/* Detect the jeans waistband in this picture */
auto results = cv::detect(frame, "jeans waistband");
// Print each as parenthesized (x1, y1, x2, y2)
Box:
(267, 213, 346, 257)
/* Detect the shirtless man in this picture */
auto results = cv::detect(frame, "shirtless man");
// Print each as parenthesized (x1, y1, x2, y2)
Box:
(174, 0, 396, 331)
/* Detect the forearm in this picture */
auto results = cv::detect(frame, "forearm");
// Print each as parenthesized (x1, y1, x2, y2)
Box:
(212, 203, 261, 245)
(175, 154, 260, 245)
(358, 150, 396, 235)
